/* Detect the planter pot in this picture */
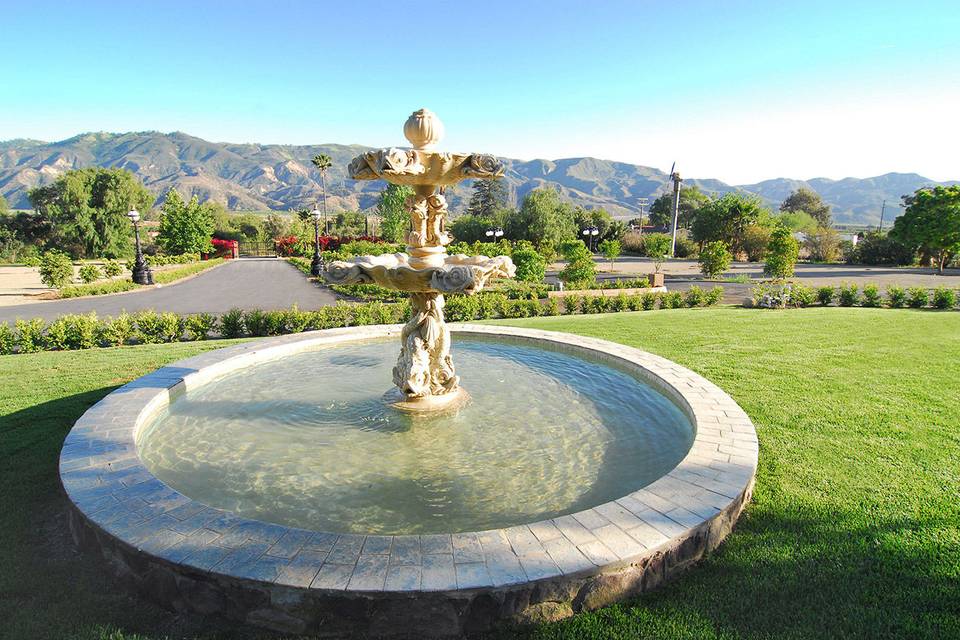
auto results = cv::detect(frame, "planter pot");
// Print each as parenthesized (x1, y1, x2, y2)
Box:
(649, 272, 664, 287)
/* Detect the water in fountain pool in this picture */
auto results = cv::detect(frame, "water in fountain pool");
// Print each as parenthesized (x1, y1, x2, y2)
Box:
(138, 336, 694, 534)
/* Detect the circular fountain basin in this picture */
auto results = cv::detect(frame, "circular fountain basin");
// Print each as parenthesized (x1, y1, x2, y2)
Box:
(60, 325, 757, 637)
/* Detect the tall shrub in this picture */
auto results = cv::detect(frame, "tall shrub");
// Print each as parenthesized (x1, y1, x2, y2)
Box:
(698, 241, 732, 278)
(559, 243, 596, 288)
(764, 225, 800, 279)
(39, 251, 73, 288)
(643, 233, 672, 273)
(512, 247, 546, 283)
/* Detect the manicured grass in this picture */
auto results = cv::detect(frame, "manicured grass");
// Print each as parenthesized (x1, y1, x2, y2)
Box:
(58, 260, 225, 298)
(1, 308, 958, 639)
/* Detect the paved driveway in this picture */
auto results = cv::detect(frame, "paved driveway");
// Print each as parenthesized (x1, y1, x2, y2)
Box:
(0, 259, 338, 323)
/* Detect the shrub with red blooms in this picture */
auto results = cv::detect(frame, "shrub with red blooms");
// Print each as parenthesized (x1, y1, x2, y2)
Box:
(275, 236, 299, 256)
(210, 238, 238, 258)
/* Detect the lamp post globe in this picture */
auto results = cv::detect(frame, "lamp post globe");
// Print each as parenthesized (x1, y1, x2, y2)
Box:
(310, 207, 324, 277)
(128, 208, 153, 285)
(582, 226, 599, 252)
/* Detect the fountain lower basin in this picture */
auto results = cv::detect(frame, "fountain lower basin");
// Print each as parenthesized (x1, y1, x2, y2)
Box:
(60, 325, 757, 637)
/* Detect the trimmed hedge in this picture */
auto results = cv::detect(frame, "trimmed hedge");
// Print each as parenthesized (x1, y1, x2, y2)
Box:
(750, 282, 960, 311)
(0, 286, 723, 356)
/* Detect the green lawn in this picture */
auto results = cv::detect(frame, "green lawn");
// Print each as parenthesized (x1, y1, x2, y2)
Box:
(1, 309, 958, 640)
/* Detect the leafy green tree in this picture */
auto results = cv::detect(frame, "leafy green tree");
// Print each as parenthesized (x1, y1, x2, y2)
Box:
(598, 238, 621, 270)
(804, 226, 842, 262)
(331, 211, 367, 236)
(466, 179, 509, 219)
(742, 224, 772, 262)
(648, 185, 711, 229)
(157, 189, 214, 255)
(27, 167, 152, 258)
(692, 192, 767, 254)
(890, 185, 960, 273)
(377, 184, 414, 243)
(847, 231, 914, 266)
(698, 240, 732, 278)
(512, 246, 546, 283)
(776, 209, 819, 234)
(263, 214, 290, 239)
(39, 250, 73, 288)
(559, 242, 596, 287)
(764, 224, 800, 279)
(449, 213, 505, 244)
(780, 187, 832, 227)
(643, 233, 672, 273)
(504, 188, 576, 247)
(574, 207, 619, 240)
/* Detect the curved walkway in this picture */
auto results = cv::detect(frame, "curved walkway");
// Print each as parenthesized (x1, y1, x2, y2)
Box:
(0, 259, 337, 323)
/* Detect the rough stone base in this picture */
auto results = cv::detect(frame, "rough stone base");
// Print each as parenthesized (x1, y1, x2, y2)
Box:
(67, 480, 753, 638)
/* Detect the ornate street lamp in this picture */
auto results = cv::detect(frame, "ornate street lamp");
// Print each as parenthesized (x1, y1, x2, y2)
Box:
(582, 226, 599, 252)
(310, 207, 324, 277)
(127, 208, 153, 285)
(484, 227, 504, 241)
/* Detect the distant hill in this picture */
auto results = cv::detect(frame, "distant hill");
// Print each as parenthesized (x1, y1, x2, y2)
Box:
(1, 131, 954, 226)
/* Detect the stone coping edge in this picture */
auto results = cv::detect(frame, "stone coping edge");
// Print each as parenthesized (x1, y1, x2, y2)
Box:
(60, 324, 757, 634)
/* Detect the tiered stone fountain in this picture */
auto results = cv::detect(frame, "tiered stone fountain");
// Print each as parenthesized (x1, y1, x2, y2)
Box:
(58, 109, 759, 638)
(325, 108, 515, 412)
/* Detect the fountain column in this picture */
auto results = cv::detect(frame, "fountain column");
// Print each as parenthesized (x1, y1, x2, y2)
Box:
(325, 109, 515, 412)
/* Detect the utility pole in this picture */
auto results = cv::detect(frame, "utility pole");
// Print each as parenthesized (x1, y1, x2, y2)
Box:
(637, 197, 649, 234)
(878, 200, 886, 233)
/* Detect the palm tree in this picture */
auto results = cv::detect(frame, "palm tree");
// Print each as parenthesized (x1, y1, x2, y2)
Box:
(312, 154, 333, 234)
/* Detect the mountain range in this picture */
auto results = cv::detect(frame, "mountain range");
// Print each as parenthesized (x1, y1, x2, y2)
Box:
(1, 131, 955, 226)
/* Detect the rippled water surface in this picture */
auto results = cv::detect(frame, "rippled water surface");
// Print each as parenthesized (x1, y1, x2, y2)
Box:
(139, 337, 694, 534)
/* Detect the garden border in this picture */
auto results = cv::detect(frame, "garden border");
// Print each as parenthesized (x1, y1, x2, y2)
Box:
(60, 325, 757, 636)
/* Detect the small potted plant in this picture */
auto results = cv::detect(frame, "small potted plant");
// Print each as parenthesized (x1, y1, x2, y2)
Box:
(644, 233, 672, 287)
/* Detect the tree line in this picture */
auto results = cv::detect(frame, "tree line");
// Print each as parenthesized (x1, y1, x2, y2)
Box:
(2, 167, 957, 275)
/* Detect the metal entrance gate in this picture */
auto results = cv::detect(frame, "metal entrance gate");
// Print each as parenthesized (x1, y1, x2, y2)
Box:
(237, 241, 277, 258)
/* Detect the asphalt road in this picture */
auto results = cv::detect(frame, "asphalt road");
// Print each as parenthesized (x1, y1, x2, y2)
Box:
(0, 258, 338, 323)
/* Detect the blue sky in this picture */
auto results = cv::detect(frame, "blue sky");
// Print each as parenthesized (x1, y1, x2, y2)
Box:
(2, 0, 958, 183)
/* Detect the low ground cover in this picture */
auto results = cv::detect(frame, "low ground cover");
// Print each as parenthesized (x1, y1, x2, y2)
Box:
(0, 309, 957, 639)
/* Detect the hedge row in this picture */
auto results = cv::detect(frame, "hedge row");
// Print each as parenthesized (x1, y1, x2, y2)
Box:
(0, 286, 723, 356)
(751, 282, 960, 310)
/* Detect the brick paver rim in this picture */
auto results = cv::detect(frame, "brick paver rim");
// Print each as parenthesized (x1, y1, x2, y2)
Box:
(59, 324, 758, 595)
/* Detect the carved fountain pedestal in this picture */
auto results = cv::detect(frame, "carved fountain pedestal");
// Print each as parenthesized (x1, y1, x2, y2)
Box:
(325, 109, 515, 412)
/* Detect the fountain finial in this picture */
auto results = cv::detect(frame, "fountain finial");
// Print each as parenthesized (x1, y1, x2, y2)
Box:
(404, 108, 444, 150)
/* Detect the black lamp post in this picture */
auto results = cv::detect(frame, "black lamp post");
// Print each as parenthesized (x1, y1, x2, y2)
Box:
(484, 227, 504, 241)
(582, 226, 599, 252)
(127, 208, 153, 285)
(310, 207, 323, 277)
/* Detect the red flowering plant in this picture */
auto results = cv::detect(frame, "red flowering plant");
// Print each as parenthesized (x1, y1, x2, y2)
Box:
(210, 238, 238, 259)
(274, 235, 299, 257)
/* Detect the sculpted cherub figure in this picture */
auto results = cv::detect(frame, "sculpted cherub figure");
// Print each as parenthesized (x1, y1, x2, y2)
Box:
(426, 193, 452, 246)
(405, 194, 429, 248)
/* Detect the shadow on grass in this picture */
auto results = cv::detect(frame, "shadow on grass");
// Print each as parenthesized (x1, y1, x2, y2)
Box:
(3, 387, 958, 640)
(495, 504, 959, 640)
(0, 388, 281, 640)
